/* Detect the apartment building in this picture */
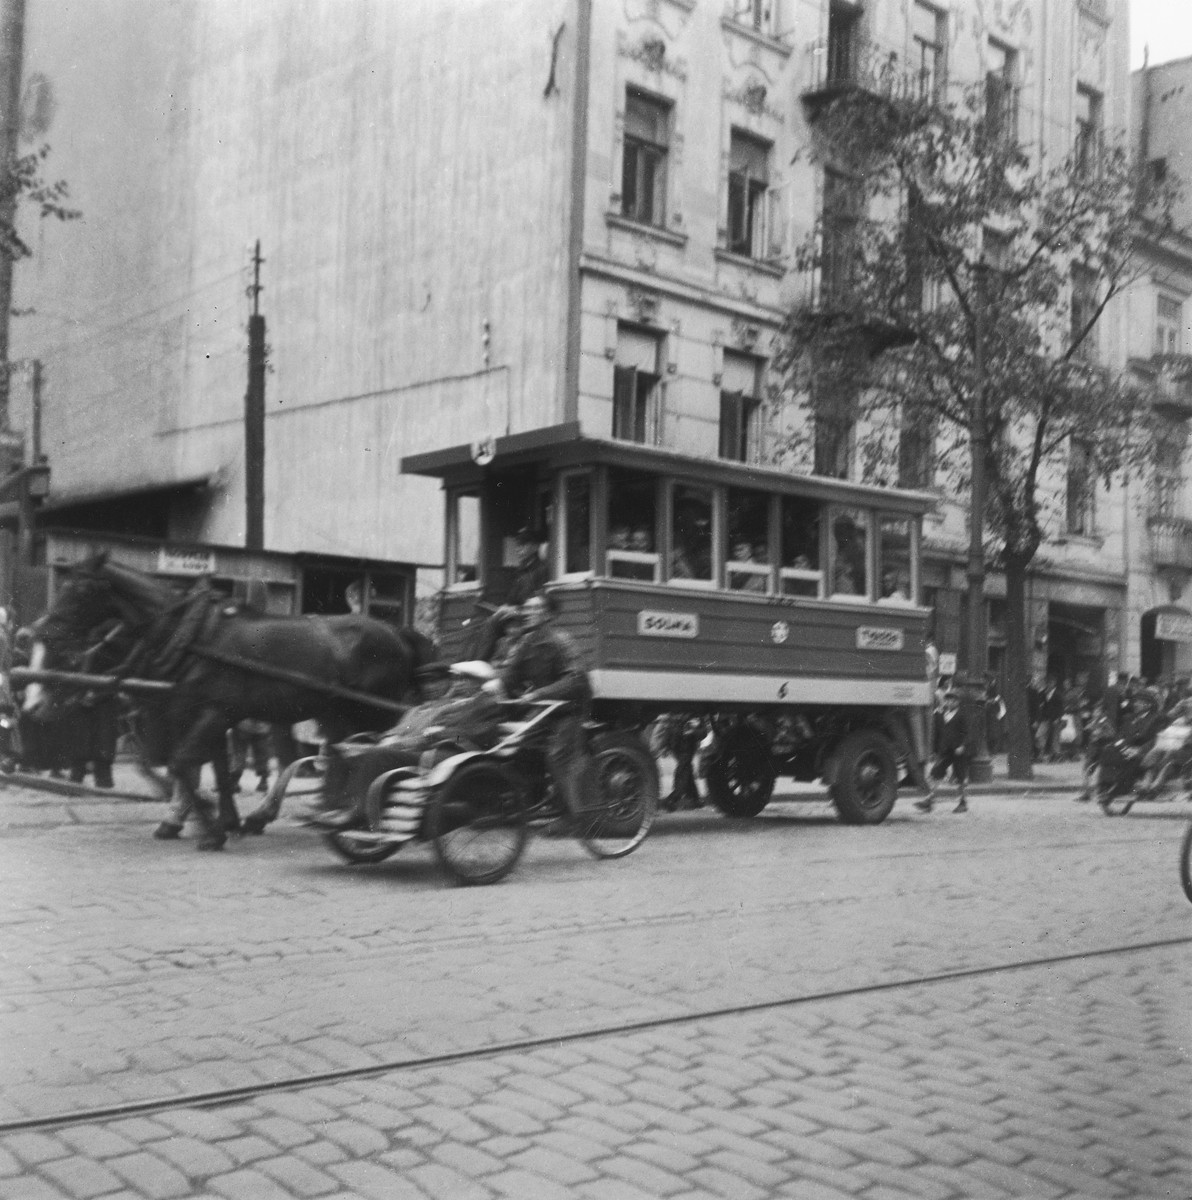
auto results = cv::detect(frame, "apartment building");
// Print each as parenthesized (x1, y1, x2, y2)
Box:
(1127, 54, 1192, 680)
(3, 0, 1148, 682)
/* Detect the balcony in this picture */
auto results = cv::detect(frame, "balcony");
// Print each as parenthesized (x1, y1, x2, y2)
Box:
(801, 33, 940, 119)
(1147, 514, 1192, 569)
(1131, 353, 1192, 419)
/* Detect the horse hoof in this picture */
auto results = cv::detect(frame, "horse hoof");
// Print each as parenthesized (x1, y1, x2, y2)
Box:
(222, 820, 242, 836)
(196, 835, 226, 851)
(153, 822, 183, 840)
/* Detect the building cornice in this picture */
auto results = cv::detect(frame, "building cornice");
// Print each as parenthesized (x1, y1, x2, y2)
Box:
(579, 251, 784, 326)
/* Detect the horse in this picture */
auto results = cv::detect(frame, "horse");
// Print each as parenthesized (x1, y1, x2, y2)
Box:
(23, 553, 437, 849)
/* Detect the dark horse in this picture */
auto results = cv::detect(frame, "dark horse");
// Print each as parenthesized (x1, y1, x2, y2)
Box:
(24, 553, 436, 849)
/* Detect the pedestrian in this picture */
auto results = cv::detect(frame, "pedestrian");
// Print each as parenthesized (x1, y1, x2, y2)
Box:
(914, 689, 969, 813)
(984, 673, 1006, 755)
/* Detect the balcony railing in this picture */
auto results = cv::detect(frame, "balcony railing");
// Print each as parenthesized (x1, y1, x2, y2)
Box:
(1134, 353, 1192, 418)
(801, 34, 942, 111)
(1147, 514, 1192, 569)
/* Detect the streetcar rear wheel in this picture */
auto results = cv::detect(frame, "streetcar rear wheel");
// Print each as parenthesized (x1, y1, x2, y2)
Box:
(829, 730, 897, 825)
(428, 760, 528, 886)
(577, 731, 659, 859)
(705, 723, 776, 818)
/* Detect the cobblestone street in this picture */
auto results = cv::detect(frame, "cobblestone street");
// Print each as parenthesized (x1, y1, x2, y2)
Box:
(1, 775, 1189, 1198)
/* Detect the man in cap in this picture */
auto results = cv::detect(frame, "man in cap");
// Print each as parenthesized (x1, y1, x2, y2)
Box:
(915, 688, 969, 813)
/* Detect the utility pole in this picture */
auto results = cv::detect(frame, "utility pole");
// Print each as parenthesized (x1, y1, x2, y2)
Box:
(964, 261, 993, 782)
(0, 0, 24, 430)
(245, 240, 265, 552)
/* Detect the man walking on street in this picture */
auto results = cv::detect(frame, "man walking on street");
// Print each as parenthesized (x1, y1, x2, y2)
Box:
(915, 689, 969, 813)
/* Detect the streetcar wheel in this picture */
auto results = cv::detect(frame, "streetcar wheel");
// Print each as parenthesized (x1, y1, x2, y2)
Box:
(829, 730, 897, 825)
(1179, 822, 1192, 904)
(705, 723, 775, 818)
(428, 760, 527, 886)
(323, 828, 401, 865)
(577, 731, 659, 859)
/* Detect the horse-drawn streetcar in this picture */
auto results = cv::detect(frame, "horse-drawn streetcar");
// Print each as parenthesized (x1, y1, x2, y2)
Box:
(403, 422, 936, 824)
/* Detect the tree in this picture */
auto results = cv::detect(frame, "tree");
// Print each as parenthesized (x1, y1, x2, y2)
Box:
(776, 86, 1178, 778)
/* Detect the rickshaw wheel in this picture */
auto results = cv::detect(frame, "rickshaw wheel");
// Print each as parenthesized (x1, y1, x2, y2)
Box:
(323, 829, 402, 865)
(705, 722, 776, 818)
(577, 731, 659, 859)
(1179, 822, 1192, 903)
(428, 759, 527, 886)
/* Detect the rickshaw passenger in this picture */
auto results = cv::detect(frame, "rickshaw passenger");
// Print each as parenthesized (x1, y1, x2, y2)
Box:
(500, 592, 595, 829)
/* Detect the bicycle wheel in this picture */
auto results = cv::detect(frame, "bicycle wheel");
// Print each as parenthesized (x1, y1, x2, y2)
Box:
(428, 759, 528, 886)
(1180, 822, 1192, 904)
(576, 731, 659, 860)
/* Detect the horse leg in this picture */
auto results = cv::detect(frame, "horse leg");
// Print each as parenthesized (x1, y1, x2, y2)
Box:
(211, 733, 241, 834)
(241, 723, 296, 834)
(172, 712, 229, 851)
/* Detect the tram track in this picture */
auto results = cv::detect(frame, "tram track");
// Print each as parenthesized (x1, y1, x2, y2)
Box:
(1, 931, 1189, 1138)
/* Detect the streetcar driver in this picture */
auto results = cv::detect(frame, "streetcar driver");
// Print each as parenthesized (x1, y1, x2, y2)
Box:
(498, 591, 595, 833)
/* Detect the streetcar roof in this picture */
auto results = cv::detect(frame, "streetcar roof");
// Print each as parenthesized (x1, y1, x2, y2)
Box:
(401, 422, 937, 516)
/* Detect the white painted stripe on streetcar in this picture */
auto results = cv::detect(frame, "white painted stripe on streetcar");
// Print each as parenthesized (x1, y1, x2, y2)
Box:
(588, 670, 930, 706)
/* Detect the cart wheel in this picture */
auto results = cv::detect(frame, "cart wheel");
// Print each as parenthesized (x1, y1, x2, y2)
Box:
(829, 729, 897, 825)
(428, 759, 527, 886)
(323, 828, 402, 865)
(1179, 822, 1192, 903)
(705, 722, 776, 818)
(577, 731, 659, 859)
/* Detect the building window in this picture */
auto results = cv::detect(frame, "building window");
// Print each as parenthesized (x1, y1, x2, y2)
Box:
(1071, 266, 1098, 361)
(814, 408, 854, 479)
(821, 168, 860, 307)
(898, 409, 934, 489)
(984, 40, 1018, 145)
(719, 351, 763, 462)
(1157, 295, 1183, 358)
(612, 324, 661, 444)
(731, 0, 772, 34)
(1074, 85, 1103, 177)
(1066, 439, 1095, 536)
(825, 1, 860, 89)
(727, 130, 771, 259)
(622, 90, 670, 228)
(1155, 426, 1186, 519)
(912, 1, 946, 102)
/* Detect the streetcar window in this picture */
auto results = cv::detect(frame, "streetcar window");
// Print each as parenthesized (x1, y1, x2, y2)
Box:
(560, 472, 593, 577)
(670, 483, 715, 586)
(727, 488, 771, 593)
(877, 514, 915, 605)
(829, 507, 870, 599)
(780, 495, 823, 597)
(446, 490, 480, 587)
(607, 469, 659, 581)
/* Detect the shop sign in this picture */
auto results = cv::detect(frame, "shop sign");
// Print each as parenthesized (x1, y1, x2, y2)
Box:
(1155, 611, 1192, 643)
(856, 626, 904, 652)
(637, 610, 698, 639)
(157, 547, 216, 576)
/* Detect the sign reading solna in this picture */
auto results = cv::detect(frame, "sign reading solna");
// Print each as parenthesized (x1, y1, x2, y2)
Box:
(637, 610, 699, 639)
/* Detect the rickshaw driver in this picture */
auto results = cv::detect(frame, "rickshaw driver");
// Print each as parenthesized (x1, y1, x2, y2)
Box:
(497, 591, 596, 831)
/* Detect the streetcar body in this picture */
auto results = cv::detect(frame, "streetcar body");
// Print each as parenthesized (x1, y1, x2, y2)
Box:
(404, 423, 935, 822)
